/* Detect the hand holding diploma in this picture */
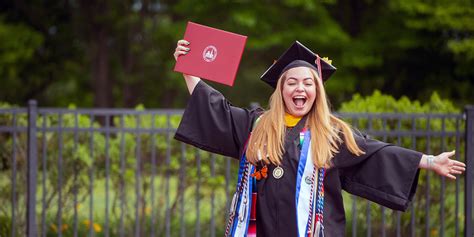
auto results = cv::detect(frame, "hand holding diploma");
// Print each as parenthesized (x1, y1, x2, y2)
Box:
(174, 39, 201, 95)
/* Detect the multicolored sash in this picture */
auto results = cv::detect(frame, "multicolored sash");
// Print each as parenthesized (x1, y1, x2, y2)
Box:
(225, 130, 326, 237)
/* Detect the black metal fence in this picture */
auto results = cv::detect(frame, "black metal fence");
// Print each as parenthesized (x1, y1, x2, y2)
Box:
(0, 101, 473, 237)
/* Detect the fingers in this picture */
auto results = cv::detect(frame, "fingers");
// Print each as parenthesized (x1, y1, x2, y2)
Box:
(448, 158, 466, 176)
(451, 170, 463, 175)
(446, 173, 456, 180)
(174, 40, 191, 61)
(433, 150, 466, 179)
(443, 150, 456, 158)
(445, 158, 466, 178)
(174, 51, 185, 61)
(452, 160, 466, 167)
(177, 45, 190, 52)
(447, 156, 466, 177)
(177, 40, 190, 46)
(451, 160, 466, 170)
(437, 150, 455, 159)
(451, 166, 465, 175)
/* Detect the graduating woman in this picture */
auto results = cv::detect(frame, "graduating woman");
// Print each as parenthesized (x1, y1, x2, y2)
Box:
(173, 40, 466, 237)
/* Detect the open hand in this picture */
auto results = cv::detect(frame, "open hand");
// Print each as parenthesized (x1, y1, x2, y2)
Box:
(174, 39, 190, 61)
(432, 151, 466, 180)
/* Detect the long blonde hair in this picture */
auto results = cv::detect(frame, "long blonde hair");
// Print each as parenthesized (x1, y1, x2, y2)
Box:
(246, 69, 365, 168)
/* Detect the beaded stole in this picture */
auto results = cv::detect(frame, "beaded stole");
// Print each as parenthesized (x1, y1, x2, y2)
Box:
(225, 131, 326, 237)
(299, 130, 326, 237)
(307, 168, 325, 237)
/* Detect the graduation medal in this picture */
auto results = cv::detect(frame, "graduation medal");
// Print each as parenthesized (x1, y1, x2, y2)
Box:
(273, 166, 284, 179)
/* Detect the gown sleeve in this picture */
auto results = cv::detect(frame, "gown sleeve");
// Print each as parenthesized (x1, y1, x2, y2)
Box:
(332, 131, 423, 211)
(174, 80, 263, 159)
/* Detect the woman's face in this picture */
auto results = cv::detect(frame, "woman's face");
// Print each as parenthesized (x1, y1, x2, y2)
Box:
(281, 67, 317, 117)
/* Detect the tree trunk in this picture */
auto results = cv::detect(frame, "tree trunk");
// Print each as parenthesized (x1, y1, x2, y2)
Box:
(92, 27, 111, 108)
(79, 0, 112, 108)
(122, 1, 149, 108)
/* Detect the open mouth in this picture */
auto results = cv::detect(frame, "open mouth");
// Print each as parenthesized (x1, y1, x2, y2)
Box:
(292, 96, 307, 108)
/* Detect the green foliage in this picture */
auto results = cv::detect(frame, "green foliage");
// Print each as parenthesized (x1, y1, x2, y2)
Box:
(340, 90, 460, 113)
(448, 38, 474, 76)
(6, 1, 473, 110)
(0, 215, 16, 237)
(339, 91, 464, 236)
(449, 38, 474, 60)
(0, 102, 236, 236)
(0, 17, 43, 78)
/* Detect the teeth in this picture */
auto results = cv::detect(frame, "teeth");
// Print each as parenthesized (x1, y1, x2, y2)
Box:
(293, 98, 306, 106)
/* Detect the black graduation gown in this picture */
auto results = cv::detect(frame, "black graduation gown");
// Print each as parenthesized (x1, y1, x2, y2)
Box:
(174, 81, 422, 237)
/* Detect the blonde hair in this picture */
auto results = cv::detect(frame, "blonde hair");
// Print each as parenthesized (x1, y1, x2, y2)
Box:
(246, 68, 365, 168)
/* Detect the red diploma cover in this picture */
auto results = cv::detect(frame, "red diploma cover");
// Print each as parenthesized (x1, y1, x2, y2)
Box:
(174, 22, 247, 86)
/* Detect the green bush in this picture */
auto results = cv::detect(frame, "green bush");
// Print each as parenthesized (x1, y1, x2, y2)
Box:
(339, 90, 464, 237)
(0, 102, 235, 236)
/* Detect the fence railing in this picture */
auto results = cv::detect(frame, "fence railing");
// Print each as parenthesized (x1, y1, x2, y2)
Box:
(0, 101, 472, 237)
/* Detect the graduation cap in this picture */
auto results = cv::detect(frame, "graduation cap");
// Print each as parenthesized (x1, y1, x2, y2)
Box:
(260, 41, 337, 88)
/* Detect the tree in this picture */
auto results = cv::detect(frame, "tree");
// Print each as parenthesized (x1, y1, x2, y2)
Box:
(0, 0, 472, 109)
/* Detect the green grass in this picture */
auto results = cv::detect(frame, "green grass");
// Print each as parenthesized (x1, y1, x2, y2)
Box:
(0, 163, 467, 236)
(1, 169, 234, 236)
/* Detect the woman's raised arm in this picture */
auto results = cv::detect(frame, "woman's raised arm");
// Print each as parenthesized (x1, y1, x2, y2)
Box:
(173, 39, 263, 159)
(173, 39, 201, 94)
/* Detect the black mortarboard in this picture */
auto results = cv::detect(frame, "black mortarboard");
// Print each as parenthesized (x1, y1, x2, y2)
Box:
(260, 41, 337, 88)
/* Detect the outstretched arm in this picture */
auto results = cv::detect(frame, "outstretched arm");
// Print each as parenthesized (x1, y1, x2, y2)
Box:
(419, 151, 466, 180)
(336, 133, 466, 211)
(174, 39, 201, 94)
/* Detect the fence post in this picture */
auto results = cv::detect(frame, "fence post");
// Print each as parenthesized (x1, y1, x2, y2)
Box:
(465, 105, 474, 237)
(27, 100, 38, 236)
